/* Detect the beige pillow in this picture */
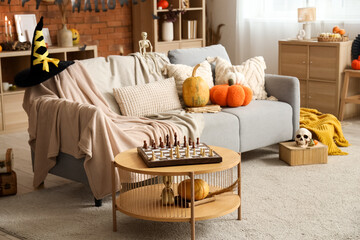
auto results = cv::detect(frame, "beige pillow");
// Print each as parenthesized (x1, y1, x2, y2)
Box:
(163, 61, 214, 99)
(113, 78, 182, 117)
(208, 56, 268, 100)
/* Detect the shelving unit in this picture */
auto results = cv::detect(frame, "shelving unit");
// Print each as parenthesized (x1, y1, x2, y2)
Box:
(278, 40, 360, 119)
(132, 0, 206, 53)
(0, 45, 98, 134)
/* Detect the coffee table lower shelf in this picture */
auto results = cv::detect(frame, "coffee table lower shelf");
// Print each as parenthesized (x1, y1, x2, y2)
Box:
(116, 186, 240, 222)
(112, 145, 241, 240)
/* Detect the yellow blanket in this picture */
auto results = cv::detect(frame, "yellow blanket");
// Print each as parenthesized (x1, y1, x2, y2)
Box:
(300, 108, 349, 155)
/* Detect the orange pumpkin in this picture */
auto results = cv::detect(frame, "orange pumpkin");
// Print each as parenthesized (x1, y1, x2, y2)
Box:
(210, 79, 253, 107)
(178, 179, 209, 201)
(182, 64, 210, 107)
(333, 26, 340, 33)
(351, 56, 360, 70)
(338, 29, 346, 35)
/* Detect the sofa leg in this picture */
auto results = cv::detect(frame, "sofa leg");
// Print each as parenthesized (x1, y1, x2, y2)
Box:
(94, 198, 102, 207)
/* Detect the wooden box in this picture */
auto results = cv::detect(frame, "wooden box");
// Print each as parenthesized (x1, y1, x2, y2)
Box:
(279, 142, 328, 166)
(0, 171, 17, 196)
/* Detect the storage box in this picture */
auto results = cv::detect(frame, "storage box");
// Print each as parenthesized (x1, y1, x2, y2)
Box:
(279, 141, 328, 166)
(0, 171, 17, 196)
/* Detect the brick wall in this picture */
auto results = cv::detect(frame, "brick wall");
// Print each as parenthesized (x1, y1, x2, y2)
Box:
(0, 0, 133, 57)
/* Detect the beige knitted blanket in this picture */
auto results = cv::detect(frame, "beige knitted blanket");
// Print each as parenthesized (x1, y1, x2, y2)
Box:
(23, 61, 201, 199)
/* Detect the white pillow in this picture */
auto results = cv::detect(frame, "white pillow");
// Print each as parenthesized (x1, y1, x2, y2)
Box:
(113, 77, 182, 117)
(163, 61, 214, 99)
(208, 56, 268, 100)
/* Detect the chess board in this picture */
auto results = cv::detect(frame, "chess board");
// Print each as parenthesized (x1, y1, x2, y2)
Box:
(137, 143, 222, 168)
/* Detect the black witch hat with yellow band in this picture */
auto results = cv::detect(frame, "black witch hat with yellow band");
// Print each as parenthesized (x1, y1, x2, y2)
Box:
(15, 17, 74, 87)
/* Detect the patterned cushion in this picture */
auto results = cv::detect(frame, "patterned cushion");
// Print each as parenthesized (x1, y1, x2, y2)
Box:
(164, 61, 214, 99)
(208, 56, 268, 100)
(113, 78, 182, 116)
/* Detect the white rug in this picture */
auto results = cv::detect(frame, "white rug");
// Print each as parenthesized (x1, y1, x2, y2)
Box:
(1, 119, 360, 240)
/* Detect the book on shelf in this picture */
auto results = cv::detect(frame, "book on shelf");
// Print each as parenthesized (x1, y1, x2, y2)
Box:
(182, 20, 197, 39)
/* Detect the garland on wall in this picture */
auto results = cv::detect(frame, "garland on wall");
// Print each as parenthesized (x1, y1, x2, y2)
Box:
(1, 0, 145, 12)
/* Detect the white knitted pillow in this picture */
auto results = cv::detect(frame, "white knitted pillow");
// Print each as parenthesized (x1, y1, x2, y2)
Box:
(208, 56, 268, 100)
(113, 77, 182, 117)
(163, 61, 214, 99)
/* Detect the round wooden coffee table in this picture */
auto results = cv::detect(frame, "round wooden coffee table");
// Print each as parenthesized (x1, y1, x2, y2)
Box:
(112, 146, 241, 240)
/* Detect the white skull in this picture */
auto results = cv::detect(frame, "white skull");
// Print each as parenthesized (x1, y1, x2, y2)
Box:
(295, 128, 312, 148)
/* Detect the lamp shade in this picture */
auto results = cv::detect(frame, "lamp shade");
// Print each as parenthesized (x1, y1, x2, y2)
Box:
(298, 7, 316, 22)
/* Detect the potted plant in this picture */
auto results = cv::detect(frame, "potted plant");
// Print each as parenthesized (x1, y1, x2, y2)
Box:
(162, 5, 185, 41)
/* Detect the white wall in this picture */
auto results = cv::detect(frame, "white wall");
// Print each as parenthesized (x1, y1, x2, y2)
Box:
(207, 0, 237, 63)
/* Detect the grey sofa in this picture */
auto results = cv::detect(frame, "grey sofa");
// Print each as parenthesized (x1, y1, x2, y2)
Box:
(32, 44, 300, 206)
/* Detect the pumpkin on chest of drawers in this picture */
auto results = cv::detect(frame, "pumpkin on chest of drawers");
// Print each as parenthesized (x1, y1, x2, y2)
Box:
(178, 178, 209, 201)
(182, 64, 210, 107)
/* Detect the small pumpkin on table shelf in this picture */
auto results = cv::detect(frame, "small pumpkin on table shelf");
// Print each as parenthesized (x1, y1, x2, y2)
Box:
(210, 79, 253, 107)
(182, 64, 210, 107)
(351, 56, 360, 70)
(178, 179, 209, 201)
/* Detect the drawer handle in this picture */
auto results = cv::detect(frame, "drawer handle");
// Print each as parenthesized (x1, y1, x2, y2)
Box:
(310, 61, 313, 64)
(302, 61, 306, 64)
(308, 96, 312, 99)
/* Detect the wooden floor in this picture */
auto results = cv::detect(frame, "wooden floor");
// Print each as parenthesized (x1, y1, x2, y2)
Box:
(0, 131, 72, 196)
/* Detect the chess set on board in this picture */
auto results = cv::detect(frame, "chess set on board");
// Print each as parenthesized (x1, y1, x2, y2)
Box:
(137, 133, 222, 168)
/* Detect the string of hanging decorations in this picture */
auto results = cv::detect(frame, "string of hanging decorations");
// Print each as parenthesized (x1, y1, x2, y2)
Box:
(8, 0, 146, 12)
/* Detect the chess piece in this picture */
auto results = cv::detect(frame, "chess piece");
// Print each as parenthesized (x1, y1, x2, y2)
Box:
(201, 148, 206, 157)
(177, 141, 180, 146)
(176, 146, 180, 158)
(143, 140, 148, 149)
(170, 148, 174, 159)
(185, 148, 190, 157)
(152, 151, 156, 161)
(183, 136, 187, 147)
(166, 134, 170, 147)
(186, 144, 190, 153)
(160, 150, 163, 158)
(196, 137, 200, 145)
(193, 147, 196, 156)
(151, 139, 155, 148)
(139, 32, 153, 55)
(189, 137, 192, 146)
(209, 148, 213, 157)
(160, 137, 164, 148)
(174, 133, 177, 146)
(192, 142, 195, 149)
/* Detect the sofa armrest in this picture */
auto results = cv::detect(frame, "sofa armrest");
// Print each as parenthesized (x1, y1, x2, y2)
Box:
(265, 74, 300, 139)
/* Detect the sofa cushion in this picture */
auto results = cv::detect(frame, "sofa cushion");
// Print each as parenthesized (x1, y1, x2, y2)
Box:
(222, 100, 293, 152)
(200, 111, 240, 152)
(168, 44, 231, 80)
(208, 56, 268, 100)
(113, 78, 182, 117)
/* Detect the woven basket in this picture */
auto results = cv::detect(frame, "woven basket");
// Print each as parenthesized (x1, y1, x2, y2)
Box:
(318, 36, 349, 42)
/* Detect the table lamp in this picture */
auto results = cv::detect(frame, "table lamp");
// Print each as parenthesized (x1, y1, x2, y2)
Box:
(298, 7, 316, 40)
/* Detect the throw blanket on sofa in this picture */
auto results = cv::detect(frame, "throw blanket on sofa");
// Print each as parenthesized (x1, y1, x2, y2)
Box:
(300, 108, 349, 155)
(23, 61, 203, 199)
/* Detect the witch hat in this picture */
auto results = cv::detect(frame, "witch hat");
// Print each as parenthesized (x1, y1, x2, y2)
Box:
(14, 17, 74, 87)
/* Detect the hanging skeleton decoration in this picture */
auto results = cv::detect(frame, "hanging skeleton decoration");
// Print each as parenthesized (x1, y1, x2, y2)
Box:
(18, 0, 146, 12)
(295, 128, 312, 148)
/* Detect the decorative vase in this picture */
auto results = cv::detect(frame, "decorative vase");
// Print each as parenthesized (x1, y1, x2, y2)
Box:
(162, 21, 174, 41)
(57, 24, 73, 47)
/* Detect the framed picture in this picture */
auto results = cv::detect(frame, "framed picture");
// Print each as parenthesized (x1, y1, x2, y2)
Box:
(42, 28, 52, 47)
(14, 14, 37, 43)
